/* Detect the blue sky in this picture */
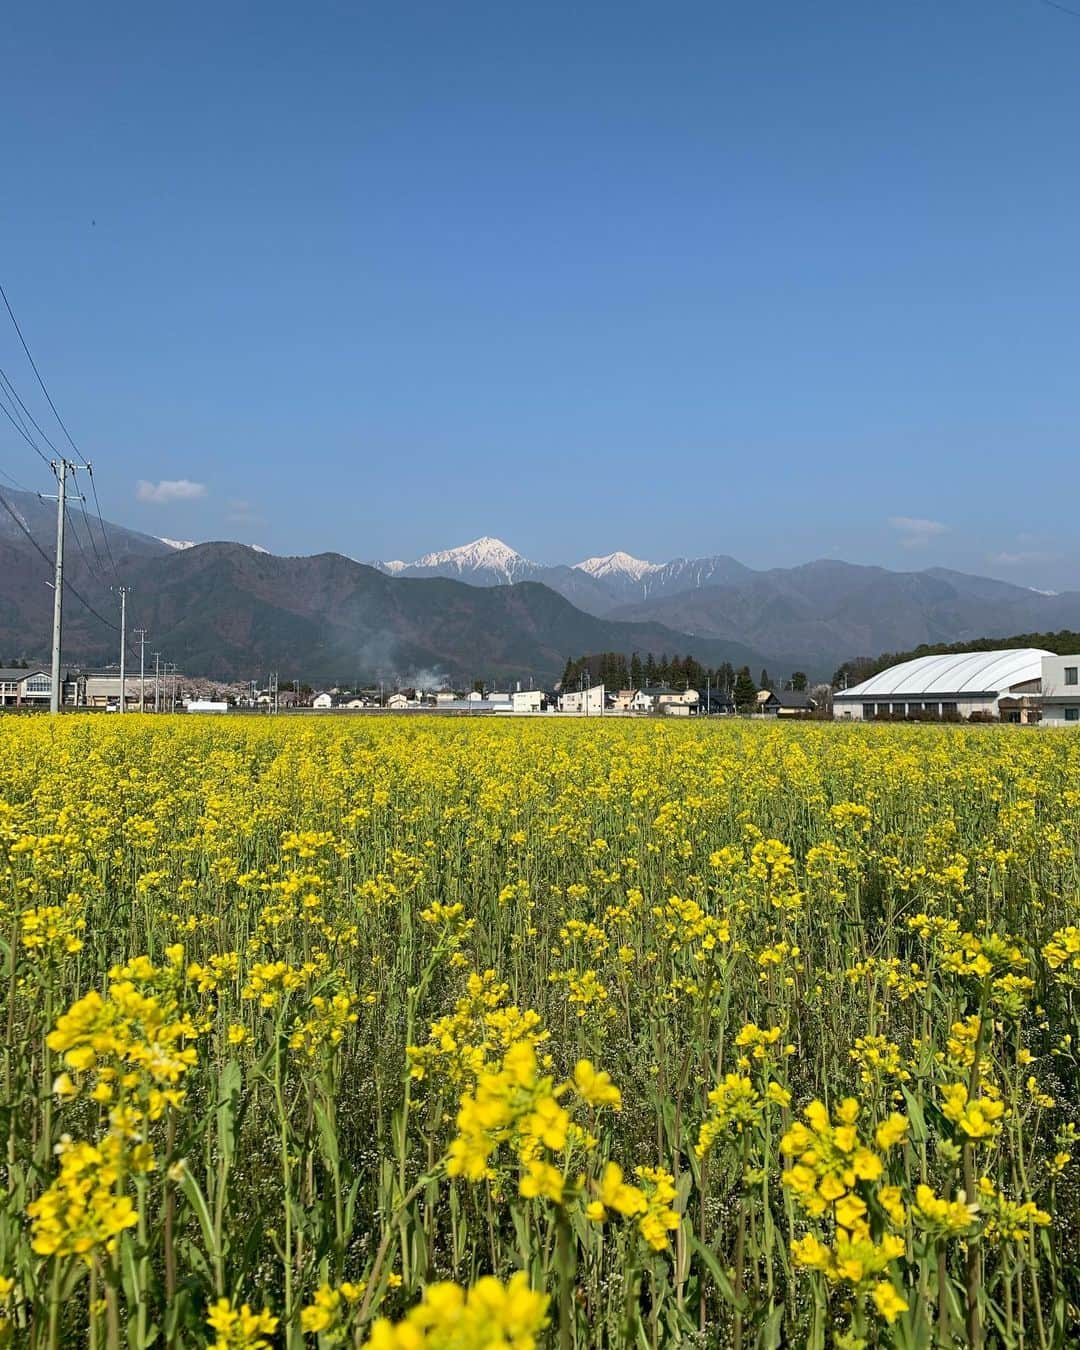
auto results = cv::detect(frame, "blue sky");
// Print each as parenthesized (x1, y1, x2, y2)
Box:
(1, 1, 1078, 588)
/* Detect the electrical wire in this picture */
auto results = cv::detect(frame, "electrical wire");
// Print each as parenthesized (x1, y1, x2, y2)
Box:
(0, 281, 82, 459)
(0, 485, 120, 633)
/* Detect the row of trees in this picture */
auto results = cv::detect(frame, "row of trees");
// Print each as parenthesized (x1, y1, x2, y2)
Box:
(559, 652, 809, 703)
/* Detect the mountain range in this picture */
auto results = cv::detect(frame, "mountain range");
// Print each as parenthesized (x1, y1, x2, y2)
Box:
(3, 493, 1079, 685)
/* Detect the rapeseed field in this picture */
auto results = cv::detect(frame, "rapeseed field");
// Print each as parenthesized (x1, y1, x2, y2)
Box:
(1, 715, 1078, 1348)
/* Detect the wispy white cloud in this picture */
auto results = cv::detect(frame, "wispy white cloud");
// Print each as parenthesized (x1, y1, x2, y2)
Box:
(136, 479, 207, 505)
(888, 516, 947, 549)
(988, 550, 1053, 566)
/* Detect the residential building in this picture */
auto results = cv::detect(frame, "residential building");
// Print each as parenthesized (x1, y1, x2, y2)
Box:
(511, 689, 546, 712)
(558, 684, 606, 714)
(1038, 653, 1080, 727)
(639, 686, 699, 713)
(759, 690, 817, 717)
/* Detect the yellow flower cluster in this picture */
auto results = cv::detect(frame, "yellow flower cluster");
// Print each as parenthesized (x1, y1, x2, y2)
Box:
(367, 1273, 549, 1349)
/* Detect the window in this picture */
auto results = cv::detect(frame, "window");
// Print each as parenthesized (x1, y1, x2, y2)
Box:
(941, 702, 958, 716)
(1065, 667, 1078, 686)
(891, 703, 906, 716)
(25, 676, 51, 693)
(1066, 707, 1080, 723)
(862, 704, 875, 720)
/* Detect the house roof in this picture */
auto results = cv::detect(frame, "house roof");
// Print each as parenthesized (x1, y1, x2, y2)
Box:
(0, 667, 47, 681)
(767, 690, 816, 708)
(837, 648, 1052, 700)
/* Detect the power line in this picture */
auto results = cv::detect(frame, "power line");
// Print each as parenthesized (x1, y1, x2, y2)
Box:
(0, 483, 120, 634)
(0, 282, 82, 459)
(85, 465, 118, 575)
(0, 364, 59, 459)
(0, 383, 52, 467)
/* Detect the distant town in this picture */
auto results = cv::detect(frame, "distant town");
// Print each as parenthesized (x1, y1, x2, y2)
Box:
(2, 641, 1078, 725)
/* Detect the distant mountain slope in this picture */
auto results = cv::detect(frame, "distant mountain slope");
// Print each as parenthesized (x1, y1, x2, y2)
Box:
(608, 560, 1080, 669)
(0, 486, 172, 562)
(0, 523, 770, 683)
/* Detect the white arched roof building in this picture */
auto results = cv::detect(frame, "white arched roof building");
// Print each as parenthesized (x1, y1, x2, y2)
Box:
(833, 648, 1052, 721)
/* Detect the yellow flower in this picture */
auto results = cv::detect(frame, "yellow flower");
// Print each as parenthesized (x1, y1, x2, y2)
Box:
(872, 1279, 909, 1324)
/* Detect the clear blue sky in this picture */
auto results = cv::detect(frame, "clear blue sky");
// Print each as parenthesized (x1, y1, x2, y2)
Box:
(2, 1, 1079, 588)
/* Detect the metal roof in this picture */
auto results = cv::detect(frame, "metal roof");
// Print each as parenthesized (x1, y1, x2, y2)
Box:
(837, 648, 1052, 699)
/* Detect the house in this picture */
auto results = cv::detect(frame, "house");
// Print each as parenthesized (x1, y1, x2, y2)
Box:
(0, 667, 51, 708)
(759, 690, 817, 717)
(435, 692, 457, 705)
(640, 686, 699, 713)
(698, 690, 736, 715)
(386, 692, 410, 710)
(344, 696, 369, 710)
(511, 689, 546, 713)
(1037, 653, 1080, 727)
(613, 689, 650, 712)
(558, 684, 605, 714)
(311, 692, 334, 709)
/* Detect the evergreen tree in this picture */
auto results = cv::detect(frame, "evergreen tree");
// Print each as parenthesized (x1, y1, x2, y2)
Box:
(630, 652, 643, 688)
(734, 666, 758, 710)
(791, 671, 808, 692)
(759, 668, 771, 692)
(644, 653, 657, 684)
(718, 662, 735, 694)
(560, 657, 577, 689)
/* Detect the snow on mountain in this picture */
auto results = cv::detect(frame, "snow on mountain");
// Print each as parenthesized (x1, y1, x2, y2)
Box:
(159, 537, 196, 550)
(383, 560, 407, 574)
(408, 537, 539, 584)
(574, 551, 660, 583)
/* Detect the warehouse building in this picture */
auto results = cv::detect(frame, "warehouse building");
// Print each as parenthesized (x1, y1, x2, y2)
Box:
(833, 648, 1050, 721)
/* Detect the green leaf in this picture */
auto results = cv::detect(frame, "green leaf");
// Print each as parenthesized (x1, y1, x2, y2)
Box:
(217, 1059, 242, 1171)
(900, 1085, 928, 1143)
(689, 1233, 746, 1312)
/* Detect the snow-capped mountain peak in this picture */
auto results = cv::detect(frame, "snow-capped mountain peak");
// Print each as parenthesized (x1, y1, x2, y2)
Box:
(412, 537, 535, 581)
(574, 550, 660, 582)
(415, 536, 525, 568)
(383, 560, 407, 574)
(159, 537, 196, 551)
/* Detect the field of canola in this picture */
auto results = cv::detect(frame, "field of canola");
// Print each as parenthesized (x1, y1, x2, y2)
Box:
(1, 715, 1080, 1349)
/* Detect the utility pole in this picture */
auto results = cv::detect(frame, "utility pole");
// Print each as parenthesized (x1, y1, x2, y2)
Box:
(153, 652, 161, 713)
(134, 630, 147, 712)
(40, 460, 86, 714)
(113, 586, 129, 712)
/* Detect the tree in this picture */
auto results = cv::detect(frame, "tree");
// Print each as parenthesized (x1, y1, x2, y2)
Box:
(718, 662, 735, 695)
(759, 669, 771, 692)
(630, 652, 643, 688)
(644, 653, 657, 684)
(734, 666, 758, 710)
(791, 671, 808, 692)
(473, 678, 486, 696)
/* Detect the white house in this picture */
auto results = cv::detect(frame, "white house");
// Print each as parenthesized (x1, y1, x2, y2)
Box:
(386, 692, 410, 710)
(311, 692, 334, 709)
(613, 689, 650, 712)
(1039, 653, 1080, 727)
(511, 689, 545, 713)
(558, 684, 605, 714)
